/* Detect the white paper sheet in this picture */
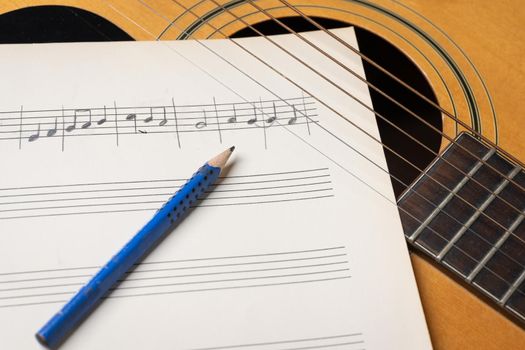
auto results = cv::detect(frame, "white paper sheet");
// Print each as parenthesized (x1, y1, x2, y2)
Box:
(0, 27, 432, 349)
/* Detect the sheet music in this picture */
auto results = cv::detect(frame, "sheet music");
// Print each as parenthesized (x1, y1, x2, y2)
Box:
(0, 28, 432, 349)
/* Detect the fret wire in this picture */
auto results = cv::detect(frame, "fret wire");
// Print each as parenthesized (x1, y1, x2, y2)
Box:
(467, 189, 525, 282)
(502, 269, 525, 305)
(409, 148, 495, 242)
(157, 0, 525, 257)
(273, 0, 525, 172)
(507, 305, 525, 321)
(99, 0, 525, 308)
(218, 0, 525, 217)
(436, 154, 515, 260)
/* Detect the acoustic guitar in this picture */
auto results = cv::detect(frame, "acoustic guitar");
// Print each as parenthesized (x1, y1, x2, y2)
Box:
(1, 1, 524, 349)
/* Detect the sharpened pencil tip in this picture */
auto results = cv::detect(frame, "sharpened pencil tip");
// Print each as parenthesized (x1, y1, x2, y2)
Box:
(208, 147, 235, 169)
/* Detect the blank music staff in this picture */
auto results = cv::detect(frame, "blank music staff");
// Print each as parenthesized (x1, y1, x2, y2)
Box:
(189, 332, 366, 350)
(0, 246, 351, 309)
(0, 168, 334, 220)
(0, 96, 317, 150)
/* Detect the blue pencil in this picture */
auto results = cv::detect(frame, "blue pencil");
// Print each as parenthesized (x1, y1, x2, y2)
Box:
(36, 146, 235, 349)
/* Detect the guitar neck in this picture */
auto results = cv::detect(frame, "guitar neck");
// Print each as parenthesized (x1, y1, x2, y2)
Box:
(398, 132, 525, 323)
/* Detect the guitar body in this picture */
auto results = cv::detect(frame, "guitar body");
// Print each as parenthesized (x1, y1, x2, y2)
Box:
(1, 1, 524, 349)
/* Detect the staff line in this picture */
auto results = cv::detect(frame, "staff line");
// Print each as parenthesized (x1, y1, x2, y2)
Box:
(0, 195, 334, 221)
(0, 261, 349, 292)
(0, 268, 350, 301)
(0, 107, 317, 126)
(0, 276, 351, 309)
(0, 253, 347, 284)
(0, 188, 334, 214)
(0, 174, 331, 199)
(0, 96, 314, 116)
(0, 181, 332, 206)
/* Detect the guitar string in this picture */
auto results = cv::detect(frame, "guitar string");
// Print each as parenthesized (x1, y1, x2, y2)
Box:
(145, 0, 525, 268)
(100, 0, 525, 257)
(268, 0, 515, 164)
(51, 0, 524, 296)
(15, 0, 518, 314)
(197, 0, 525, 214)
(196, 0, 524, 176)
(0, 1, 516, 304)
(159, 0, 525, 199)
(61, 0, 525, 201)
(2, 1, 512, 304)
(96, 0, 525, 298)
(73, 0, 525, 292)
(0, 2, 512, 292)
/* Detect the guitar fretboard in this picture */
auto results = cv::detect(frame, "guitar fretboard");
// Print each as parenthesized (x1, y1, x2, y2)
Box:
(398, 132, 525, 323)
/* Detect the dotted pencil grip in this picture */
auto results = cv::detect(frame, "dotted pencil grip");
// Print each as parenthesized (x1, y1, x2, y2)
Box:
(162, 164, 221, 226)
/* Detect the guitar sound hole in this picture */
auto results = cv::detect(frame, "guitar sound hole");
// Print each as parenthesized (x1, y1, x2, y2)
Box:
(0, 6, 132, 43)
(233, 18, 443, 199)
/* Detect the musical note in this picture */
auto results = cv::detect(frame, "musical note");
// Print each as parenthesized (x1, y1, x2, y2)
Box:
(159, 107, 167, 126)
(98, 106, 107, 125)
(79, 109, 92, 129)
(66, 109, 92, 132)
(47, 117, 58, 137)
(28, 123, 40, 142)
(266, 102, 277, 124)
(247, 106, 257, 125)
(143, 107, 167, 126)
(126, 113, 137, 133)
(288, 105, 298, 125)
(228, 104, 237, 124)
(3, 96, 315, 151)
(195, 110, 208, 129)
(65, 118, 76, 132)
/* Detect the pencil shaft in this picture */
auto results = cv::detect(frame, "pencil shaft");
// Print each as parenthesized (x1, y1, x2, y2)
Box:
(36, 163, 222, 349)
